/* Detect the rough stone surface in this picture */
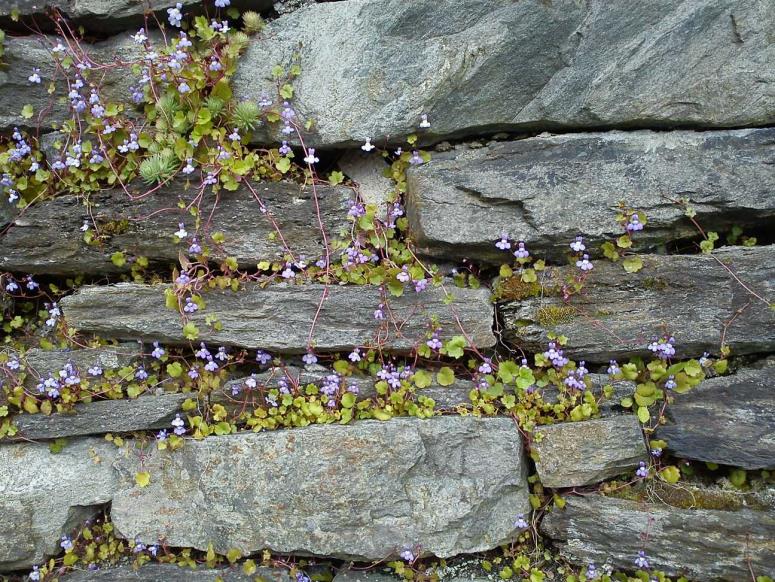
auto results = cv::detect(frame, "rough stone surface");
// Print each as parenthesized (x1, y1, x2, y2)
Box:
(532, 415, 647, 488)
(0, 181, 352, 275)
(12, 393, 189, 440)
(61, 283, 496, 352)
(0, 1, 273, 33)
(110, 417, 530, 560)
(0, 438, 117, 572)
(406, 129, 775, 263)
(22, 344, 142, 387)
(59, 563, 290, 582)
(235, 0, 775, 147)
(541, 495, 775, 581)
(657, 365, 775, 469)
(338, 151, 393, 220)
(0, 34, 146, 133)
(333, 568, 399, 582)
(499, 246, 775, 362)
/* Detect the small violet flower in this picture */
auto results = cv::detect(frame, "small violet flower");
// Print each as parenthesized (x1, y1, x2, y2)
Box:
(361, 138, 375, 152)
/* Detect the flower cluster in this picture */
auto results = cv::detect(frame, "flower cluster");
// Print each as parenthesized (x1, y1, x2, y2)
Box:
(647, 335, 676, 360)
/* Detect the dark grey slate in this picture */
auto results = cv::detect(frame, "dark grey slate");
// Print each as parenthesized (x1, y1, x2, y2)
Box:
(0, 181, 352, 275)
(657, 365, 775, 469)
(61, 283, 496, 352)
(541, 495, 775, 581)
(499, 246, 775, 362)
(406, 129, 775, 263)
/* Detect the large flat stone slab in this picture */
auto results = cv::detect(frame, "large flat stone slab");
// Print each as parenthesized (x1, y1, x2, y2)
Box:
(21, 344, 141, 388)
(60, 563, 290, 582)
(13, 393, 189, 440)
(0, 182, 352, 275)
(61, 283, 496, 352)
(406, 129, 775, 263)
(110, 417, 530, 560)
(0, 34, 145, 134)
(657, 365, 775, 469)
(499, 246, 775, 362)
(0, 1, 274, 33)
(0, 438, 117, 572)
(235, 0, 774, 147)
(532, 415, 647, 488)
(541, 495, 775, 581)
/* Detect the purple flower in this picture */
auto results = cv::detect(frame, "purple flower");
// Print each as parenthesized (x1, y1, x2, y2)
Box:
(426, 333, 442, 351)
(188, 238, 202, 254)
(513, 241, 529, 260)
(399, 548, 415, 562)
(495, 234, 511, 250)
(348, 348, 361, 362)
(607, 359, 620, 376)
(396, 267, 410, 283)
(514, 514, 529, 529)
(279, 141, 292, 156)
(627, 213, 644, 232)
(215, 0, 230, 8)
(543, 341, 568, 368)
(570, 235, 586, 253)
(636, 461, 649, 479)
(7, 358, 20, 370)
(204, 358, 219, 372)
(28, 68, 41, 84)
(664, 375, 677, 390)
(647, 336, 676, 360)
(414, 278, 428, 293)
(419, 114, 430, 128)
(651, 448, 662, 457)
(256, 350, 272, 365)
(182, 158, 195, 174)
(171, 413, 186, 435)
(576, 253, 593, 271)
(409, 150, 423, 165)
(195, 343, 211, 360)
(373, 304, 385, 320)
(156, 429, 168, 441)
(135, 367, 148, 380)
(151, 341, 165, 359)
(302, 350, 318, 365)
(60, 535, 74, 552)
(303, 148, 319, 165)
(167, 2, 183, 27)
(183, 297, 198, 313)
(178, 81, 191, 94)
(478, 358, 492, 374)
(215, 346, 228, 361)
(586, 563, 598, 580)
(634, 550, 650, 570)
(29, 566, 41, 581)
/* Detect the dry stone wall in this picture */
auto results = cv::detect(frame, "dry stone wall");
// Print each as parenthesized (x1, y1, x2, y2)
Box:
(0, 2, 773, 582)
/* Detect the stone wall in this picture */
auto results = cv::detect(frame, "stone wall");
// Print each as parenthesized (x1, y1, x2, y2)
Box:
(0, 2, 773, 582)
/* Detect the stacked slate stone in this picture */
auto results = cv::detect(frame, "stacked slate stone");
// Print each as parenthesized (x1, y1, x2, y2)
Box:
(1, 1, 774, 582)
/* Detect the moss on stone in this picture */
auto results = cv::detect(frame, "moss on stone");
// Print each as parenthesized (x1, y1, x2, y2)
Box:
(536, 305, 576, 328)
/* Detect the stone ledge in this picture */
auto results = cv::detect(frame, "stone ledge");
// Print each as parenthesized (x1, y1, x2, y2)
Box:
(61, 283, 496, 352)
(406, 129, 775, 264)
(498, 246, 775, 362)
(541, 494, 775, 581)
(110, 416, 529, 560)
(0, 181, 352, 276)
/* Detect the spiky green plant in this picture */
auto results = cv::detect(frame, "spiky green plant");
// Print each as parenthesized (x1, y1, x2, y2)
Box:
(139, 150, 178, 184)
(232, 101, 260, 131)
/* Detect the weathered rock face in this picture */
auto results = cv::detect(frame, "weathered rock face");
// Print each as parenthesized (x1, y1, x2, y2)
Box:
(0, 181, 352, 275)
(110, 417, 530, 560)
(59, 563, 291, 582)
(499, 246, 775, 362)
(61, 283, 496, 352)
(532, 415, 646, 488)
(541, 495, 775, 581)
(0, 438, 117, 572)
(234, 0, 774, 147)
(12, 393, 189, 440)
(0, 1, 274, 33)
(657, 365, 775, 469)
(406, 129, 775, 263)
(338, 151, 393, 220)
(0, 34, 145, 134)
(21, 344, 142, 387)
